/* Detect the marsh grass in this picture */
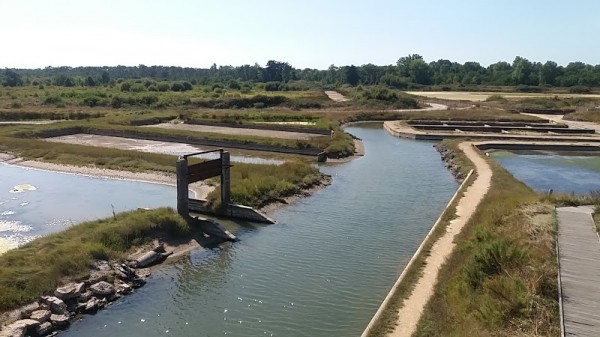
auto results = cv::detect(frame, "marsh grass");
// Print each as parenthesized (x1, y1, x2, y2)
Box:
(414, 152, 559, 337)
(0, 208, 188, 311)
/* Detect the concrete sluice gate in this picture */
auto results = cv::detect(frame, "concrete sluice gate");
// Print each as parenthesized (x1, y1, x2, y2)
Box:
(176, 149, 274, 231)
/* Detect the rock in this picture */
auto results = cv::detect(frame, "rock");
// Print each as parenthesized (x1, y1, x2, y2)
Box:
(78, 290, 93, 302)
(40, 297, 67, 315)
(89, 281, 114, 296)
(49, 314, 69, 329)
(0, 319, 40, 337)
(35, 322, 53, 336)
(82, 298, 100, 314)
(133, 250, 165, 268)
(0, 325, 25, 337)
(115, 281, 132, 295)
(29, 310, 51, 323)
(114, 263, 137, 281)
(87, 271, 110, 285)
(131, 278, 146, 289)
(54, 282, 85, 300)
(93, 260, 111, 271)
(19, 302, 40, 318)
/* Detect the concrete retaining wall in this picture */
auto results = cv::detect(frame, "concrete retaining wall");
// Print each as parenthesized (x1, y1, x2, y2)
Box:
(189, 199, 275, 224)
(360, 169, 475, 337)
(476, 143, 600, 152)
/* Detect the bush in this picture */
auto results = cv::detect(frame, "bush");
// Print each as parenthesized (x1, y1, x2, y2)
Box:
(569, 85, 592, 94)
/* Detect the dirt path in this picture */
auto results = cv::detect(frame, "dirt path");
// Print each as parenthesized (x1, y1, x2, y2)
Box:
(387, 142, 492, 337)
(324, 90, 350, 102)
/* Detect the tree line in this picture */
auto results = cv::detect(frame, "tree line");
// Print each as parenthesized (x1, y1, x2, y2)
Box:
(2, 55, 600, 90)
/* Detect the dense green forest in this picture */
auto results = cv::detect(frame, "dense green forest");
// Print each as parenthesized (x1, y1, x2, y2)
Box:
(2, 55, 600, 91)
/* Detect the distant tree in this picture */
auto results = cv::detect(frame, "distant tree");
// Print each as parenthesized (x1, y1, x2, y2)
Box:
(345, 65, 360, 86)
(2, 70, 23, 87)
(539, 61, 561, 86)
(84, 76, 96, 87)
(511, 56, 535, 85)
(100, 71, 110, 85)
(408, 59, 431, 85)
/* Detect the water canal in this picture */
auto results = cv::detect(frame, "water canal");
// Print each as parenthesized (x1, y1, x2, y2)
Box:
(5, 125, 460, 336)
(490, 150, 600, 194)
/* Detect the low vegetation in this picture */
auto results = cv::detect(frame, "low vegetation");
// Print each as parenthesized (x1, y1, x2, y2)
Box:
(0, 208, 189, 311)
(414, 148, 559, 337)
(206, 161, 324, 209)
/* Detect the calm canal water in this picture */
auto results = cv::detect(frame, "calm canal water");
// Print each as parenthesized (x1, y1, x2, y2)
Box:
(0, 165, 175, 251)
(490, 150, 600, 194)
(59, 125, 458, 337)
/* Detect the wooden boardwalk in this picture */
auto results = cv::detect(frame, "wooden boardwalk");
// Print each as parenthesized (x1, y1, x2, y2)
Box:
(556, 206, 600, 337)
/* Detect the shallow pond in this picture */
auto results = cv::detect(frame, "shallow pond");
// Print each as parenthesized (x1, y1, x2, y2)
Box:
(490, 150, 600, 194)
(0, 164, 176, 252)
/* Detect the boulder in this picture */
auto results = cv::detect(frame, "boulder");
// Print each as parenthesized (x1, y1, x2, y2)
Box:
(0, 325, 25, 337)
(35, 322, 53, 336)
(89, 281, 114, 296)
(49, 314, 70, 329)
(78, 290, 93, 302)
(29, 310, 51, 323)
(82, 298, 100, 314)
(115, 281, 132, 295)
(93, 260, 111, 271)
(54, 282, 85, 300)
(87, 271, 109, 285)
(40, 297, 67, 315)
(0, 319, 40, 337)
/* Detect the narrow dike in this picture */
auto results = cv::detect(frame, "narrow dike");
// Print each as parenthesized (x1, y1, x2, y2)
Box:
(362, 142, 492, 337)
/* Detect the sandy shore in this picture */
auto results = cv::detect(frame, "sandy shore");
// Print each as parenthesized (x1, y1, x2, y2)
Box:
(385, 142, 491, 336)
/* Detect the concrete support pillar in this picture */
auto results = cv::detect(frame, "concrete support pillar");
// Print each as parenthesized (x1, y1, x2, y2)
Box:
(220, 151, 231, 213)
(176, 156, 189, 218)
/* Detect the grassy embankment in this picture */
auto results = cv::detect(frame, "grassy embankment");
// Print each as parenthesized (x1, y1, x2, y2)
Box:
(413, 146, 559, 336)
(0, 208, 189, 312)
(366, 140, 474, 337)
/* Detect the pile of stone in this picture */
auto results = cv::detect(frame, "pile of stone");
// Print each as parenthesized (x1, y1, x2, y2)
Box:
(434, 143, 465, 182)
(0, 261, 149, 337)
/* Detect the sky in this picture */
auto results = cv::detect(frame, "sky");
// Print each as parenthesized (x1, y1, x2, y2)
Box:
(1, 0, 599, 70)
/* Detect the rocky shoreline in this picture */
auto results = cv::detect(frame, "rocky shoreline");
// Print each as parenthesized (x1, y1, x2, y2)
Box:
(434, 143, 466, 182)
(0, 243, 174, 337)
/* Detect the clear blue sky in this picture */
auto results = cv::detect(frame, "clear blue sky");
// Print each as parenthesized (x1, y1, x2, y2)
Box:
(1, 0, 598, 69)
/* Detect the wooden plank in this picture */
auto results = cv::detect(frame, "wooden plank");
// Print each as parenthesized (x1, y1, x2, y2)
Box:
(557, 206, 600, 337)
(188, 159, 222, 183)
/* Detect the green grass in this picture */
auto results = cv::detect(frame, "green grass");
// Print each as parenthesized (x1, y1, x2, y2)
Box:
(0, 208, 189, 311)
(206, 160, 324, 209)
(344, 108, 541, 124)
(413, 151, 559, 337)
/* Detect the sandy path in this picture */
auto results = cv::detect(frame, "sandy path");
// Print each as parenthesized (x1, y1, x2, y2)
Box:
(324, 90, 350, 102)
(387, 142, 492, 337)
